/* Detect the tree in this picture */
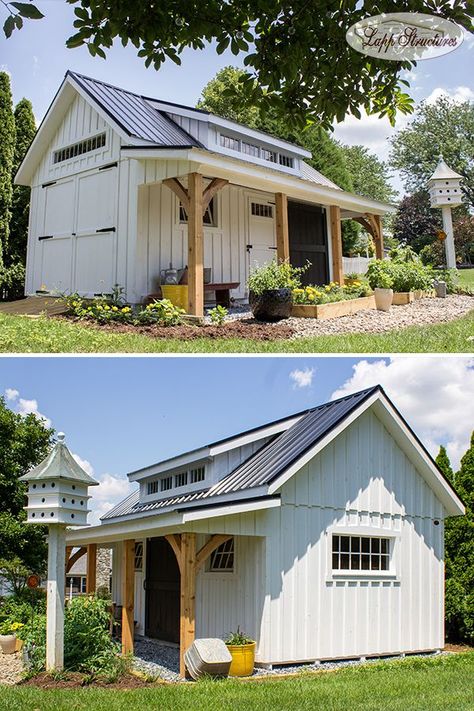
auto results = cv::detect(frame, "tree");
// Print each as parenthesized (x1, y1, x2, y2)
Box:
(9, 98, 35, 266)
(3, 2, 474, 128)
(340, 145, 397, 204)
(436, 445, 455, 486)
(0, 557, 29, 596)
(392, 191, 442, 253)
(442, 436, 474, 644)
(0, 396, 53, 575)
(0, 71, 15, 268)
(390, 96, 474, 209)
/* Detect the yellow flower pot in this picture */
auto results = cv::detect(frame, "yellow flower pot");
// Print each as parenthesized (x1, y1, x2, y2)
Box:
(160, 285, 188, 311)
(226, 641, 256, 677)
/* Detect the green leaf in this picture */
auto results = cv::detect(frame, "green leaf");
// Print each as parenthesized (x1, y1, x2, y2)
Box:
(10, 2, 44, 20)
(3, 15, 15, 38)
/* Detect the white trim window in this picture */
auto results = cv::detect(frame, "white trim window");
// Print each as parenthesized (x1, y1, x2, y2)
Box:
(209, 538, 234, 573)
(332, 534, 390, 572)
(179, 197, 217, 227)
(53, 132, 106, 164)
(134, 542, 143, 571)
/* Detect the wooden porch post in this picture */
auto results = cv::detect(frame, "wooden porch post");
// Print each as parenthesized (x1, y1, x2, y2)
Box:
(180, 532, 196, 677)
(330, 205, 344, 285)
(275, 193, 290, 262)
(372, 214, 384, 259)
(122, 539, 135, 656)
(86, 543, 97, 594)
(187, 173, 204, 317)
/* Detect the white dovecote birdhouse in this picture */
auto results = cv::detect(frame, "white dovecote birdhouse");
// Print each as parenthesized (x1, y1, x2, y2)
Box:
(20, 433, 99, 526)
(428, 156, 463, 208)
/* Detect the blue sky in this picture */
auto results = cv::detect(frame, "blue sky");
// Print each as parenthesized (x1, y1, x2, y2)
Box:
(1, 356, 473, 523)
(1, 2, 473, 192)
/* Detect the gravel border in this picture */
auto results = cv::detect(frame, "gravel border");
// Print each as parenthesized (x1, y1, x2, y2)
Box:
(0, 651, 24, 686)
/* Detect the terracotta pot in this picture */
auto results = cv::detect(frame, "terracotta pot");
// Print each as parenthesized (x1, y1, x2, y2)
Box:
(374, 288, 393, 312)
(249, 288, 292, 321)
(0, 634, 17, 655)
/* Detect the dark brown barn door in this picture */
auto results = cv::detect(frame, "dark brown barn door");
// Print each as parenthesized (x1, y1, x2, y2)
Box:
(288, 201, 329, 285)
(145, 537, 180, 643)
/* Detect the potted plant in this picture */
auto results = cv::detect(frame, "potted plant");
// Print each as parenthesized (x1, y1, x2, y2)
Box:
(247, 261, 307, 321)
(0, 621, 24, 654)
(367, 261, 394, 312)
(224, 628, 256, 677)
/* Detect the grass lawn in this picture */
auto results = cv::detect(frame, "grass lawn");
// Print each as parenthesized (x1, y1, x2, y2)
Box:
(458, 269, 474, 289)
(0, 310, 473, 353)
(1, 653, 473, 711)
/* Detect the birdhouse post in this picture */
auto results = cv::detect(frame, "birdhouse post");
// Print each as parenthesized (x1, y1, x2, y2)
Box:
(19, 433, 98, 670)
(427, 156, 463, 269)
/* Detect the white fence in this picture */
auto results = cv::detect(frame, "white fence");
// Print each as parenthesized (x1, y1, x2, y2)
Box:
(342, 256, 373, 275)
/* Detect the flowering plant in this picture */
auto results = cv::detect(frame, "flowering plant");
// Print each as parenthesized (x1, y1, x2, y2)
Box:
(292, 279, 370, 305)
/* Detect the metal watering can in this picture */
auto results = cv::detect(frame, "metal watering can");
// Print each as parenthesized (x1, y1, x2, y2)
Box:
(160, 265, 179, 285)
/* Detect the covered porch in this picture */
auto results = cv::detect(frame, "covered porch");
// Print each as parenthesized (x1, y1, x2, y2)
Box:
(125, 147, 387, 317)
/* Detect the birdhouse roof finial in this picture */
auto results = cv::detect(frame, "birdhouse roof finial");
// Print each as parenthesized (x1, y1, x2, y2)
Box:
(19, 433, 99, 486)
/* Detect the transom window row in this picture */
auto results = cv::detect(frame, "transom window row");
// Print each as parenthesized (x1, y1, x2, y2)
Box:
(219, 134, 294, 168)
(53, 133, 106, 164)
(332, 535, 390, 571)
(146, 465, 206, 495)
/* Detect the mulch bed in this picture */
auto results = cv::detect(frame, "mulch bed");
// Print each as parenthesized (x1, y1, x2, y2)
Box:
(58, 316, 294, 341)
(19, 671, 158, 689)
(444, 643, 474, 653)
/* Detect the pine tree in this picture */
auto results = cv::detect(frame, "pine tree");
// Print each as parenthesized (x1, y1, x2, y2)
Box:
(9, 98, 36, 265)
(443, 434, 474, 644)
(436, 445, 455, 486)
(0, 72, 15, 267)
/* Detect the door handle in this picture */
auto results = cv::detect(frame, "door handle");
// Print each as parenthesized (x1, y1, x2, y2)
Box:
(268, 246, 278, 250)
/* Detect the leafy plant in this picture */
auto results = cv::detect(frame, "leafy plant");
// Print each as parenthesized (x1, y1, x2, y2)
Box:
(248, 260, 307, 296)
(225, 627, 254, 646)
(0, 619, 24, 635)
(367, 259, 433, 292)
(208, 305, 228, 325)
(292, 279, 371, 305)
(137, 298, 185, 326)
(366, 261, 394, 290)
(0, 557, 30, 595)
(0, 262, 25, 301)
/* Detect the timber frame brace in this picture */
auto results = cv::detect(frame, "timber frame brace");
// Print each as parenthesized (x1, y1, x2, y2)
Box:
(163, 176, 229, 217)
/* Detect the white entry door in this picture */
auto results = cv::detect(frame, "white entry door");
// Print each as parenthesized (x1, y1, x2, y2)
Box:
(247, 198, 277, 273)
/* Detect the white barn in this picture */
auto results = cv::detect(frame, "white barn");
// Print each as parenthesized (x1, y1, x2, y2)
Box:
(65, 385, 464, 676)
(15, 71, 394, 317)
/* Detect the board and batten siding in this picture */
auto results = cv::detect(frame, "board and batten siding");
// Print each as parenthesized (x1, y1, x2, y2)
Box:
(259, 408, 445, 664)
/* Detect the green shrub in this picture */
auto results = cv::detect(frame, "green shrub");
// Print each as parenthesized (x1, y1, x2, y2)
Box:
(247, 260, 307, 296)
(136, 298, 185, 326)
(208, 305, 228, 325)
(366, 260, 394, 290)
(0, 262, 25, 301)
(367, 259, 433, 292)
(292, 278, 371, 305)
(63, 293, 134, 323)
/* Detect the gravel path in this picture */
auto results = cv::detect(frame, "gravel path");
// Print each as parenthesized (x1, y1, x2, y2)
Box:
(132, 637, 444, 682)
(216, 295, 473, 339)
(0, 651, 23, 685)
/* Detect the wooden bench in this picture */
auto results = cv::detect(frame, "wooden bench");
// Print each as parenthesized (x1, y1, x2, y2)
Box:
(203, 282, 240, 308)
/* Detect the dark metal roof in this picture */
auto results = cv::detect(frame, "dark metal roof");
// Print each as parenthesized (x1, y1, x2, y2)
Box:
(101, 387, 380, 521)
(68, 71, 202, 147)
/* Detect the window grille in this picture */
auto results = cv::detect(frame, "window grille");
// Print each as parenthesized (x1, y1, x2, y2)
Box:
(53, 133, 106, 164)
(175, 471, 188, 488)
(147, 480, 159, 495)
(261, 148, 277, 163)
(332, 535, 390, 571)
(251, 202, 273, 218)
(190, 466, 205, 484)
(160, 476, 173, 492)
(242, 141, 260, 157)
(134, 542, 143, 571)
(209, 538, 234, 572)
(279, 154, 294, 168)
(220, 134, 240, 151)
(180, 197, 216, 226)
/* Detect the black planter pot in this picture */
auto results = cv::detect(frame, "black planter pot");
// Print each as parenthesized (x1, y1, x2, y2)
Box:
(249, 288, 293, 321)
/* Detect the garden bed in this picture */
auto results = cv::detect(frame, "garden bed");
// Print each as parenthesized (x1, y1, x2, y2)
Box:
(290, 295, 375, 320)
(392, 290, 436, 305)
(19, 671, 156, 689)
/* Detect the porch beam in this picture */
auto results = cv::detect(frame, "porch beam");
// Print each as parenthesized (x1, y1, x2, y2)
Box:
(162, 178, 190, 214)
(180, 532, 196, 677)
(330, 205, 344, 285)
(187, 172, 204, 317)
(65, 546, 86, 574)
(121, 539, 135, 656)
(371, 213, 384, 259)
(202, 178, 228, 212)
(165, 534, 183, 575)
(195, 534, 232, 573)
(275, 193, 290, 263)
(86, 543, 97, 594)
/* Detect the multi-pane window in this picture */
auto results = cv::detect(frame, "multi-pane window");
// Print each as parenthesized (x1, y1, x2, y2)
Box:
(134, 542, 143, 571)
(147, 480, 159, 495)
(332, 535, 390, 572)
(279, 154, 294, 168)
(261, 148, 277, 163)
(179, 197, 217, 226)
(251, 202, 273, 218)
(209, 538, 234, 572)
(220, 134, 240, 150)
(175, 471, 188, 488)
(190, 466, 205, 484)
(160, 476, 173, 492)
(53, 132, 106, 164)
(242, 141, 260, 157)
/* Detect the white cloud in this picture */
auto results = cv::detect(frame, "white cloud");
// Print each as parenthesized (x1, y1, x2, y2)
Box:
(4, 388, 52, 427)
(71, 453, 134, 525)
(425, 85, 474, 104)
(331, 357, 474, 470)
(290, 367, 315, 389)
